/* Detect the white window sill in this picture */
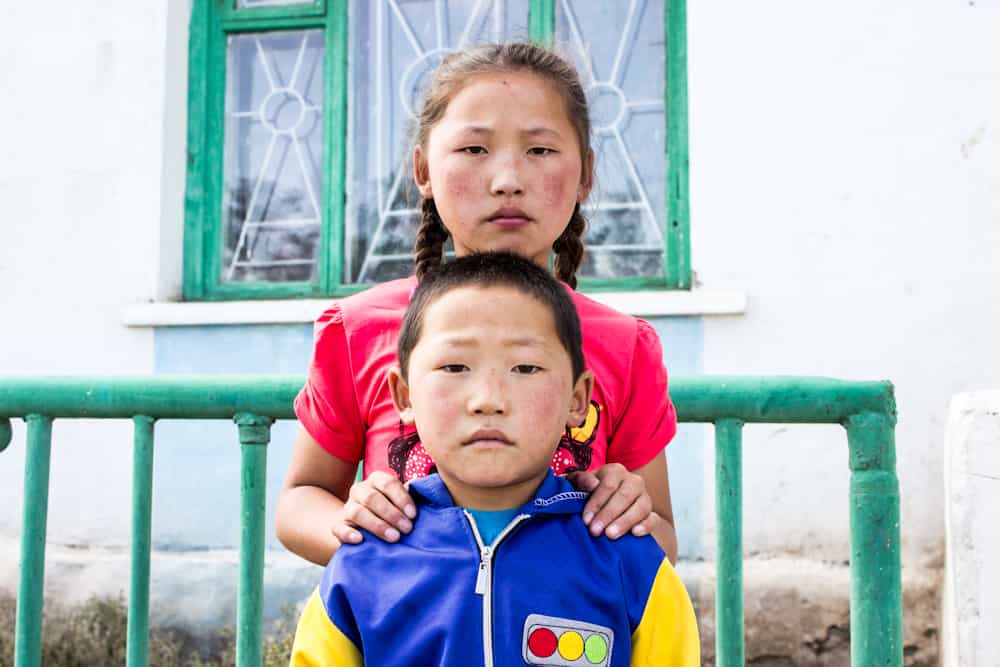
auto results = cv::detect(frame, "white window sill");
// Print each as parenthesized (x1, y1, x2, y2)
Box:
(122, 289, 747, 327)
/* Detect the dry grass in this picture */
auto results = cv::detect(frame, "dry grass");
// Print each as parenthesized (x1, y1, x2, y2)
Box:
(0, 592, 295, 667)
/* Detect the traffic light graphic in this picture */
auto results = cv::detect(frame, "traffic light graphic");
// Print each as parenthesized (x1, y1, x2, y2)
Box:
(521, 613, 615, 666)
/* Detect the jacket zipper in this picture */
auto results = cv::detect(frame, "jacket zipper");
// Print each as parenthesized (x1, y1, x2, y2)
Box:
(463, 511, 530, 667)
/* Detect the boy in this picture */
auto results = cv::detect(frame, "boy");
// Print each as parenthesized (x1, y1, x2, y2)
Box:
(290, 252, 699, 666)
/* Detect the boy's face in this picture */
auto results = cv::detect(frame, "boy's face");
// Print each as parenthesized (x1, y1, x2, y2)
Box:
(388, 285, 593, 509)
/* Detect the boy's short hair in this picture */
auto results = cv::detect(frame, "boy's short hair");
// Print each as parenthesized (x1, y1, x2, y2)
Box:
(398, 252, 585, 381)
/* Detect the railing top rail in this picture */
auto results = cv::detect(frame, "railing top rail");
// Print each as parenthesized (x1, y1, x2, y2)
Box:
(0, 375, 895, 424)
(0, 376, 303, 420)
(670, 376, 896, 424)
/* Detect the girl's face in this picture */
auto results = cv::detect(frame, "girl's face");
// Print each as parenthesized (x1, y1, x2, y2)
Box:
(414, 71, 593, 268)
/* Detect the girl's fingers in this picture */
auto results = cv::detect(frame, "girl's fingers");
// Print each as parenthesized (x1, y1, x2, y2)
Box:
(349, 482, 413, 535)
(370, 472, 418, 521)
(342, 503, 402, 543)
(630, 511, 661, 538)
(331, 522, 364, 545)
(565, 470, 601, 494)
(603, 495, 654, 539)
(577, 463, 627, 524)
(585, 466, 651, 538)
(581, 476, 626, 535)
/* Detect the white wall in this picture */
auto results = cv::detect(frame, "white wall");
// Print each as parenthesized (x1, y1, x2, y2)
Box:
(0, 2, 174, 545)
(691, 1, 1000, 562)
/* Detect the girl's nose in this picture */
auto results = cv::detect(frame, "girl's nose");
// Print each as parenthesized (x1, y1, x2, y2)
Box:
(490, 157, 525, 197)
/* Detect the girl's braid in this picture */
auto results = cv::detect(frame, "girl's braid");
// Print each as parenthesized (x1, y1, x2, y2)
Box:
(414, 198, 450, 282)
(553, 203, 586, 289)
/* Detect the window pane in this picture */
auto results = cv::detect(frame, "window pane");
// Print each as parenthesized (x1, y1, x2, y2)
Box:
(222, 30, 325, 284)
(346, 0, 531, 284)
(557, 0, 666, 279)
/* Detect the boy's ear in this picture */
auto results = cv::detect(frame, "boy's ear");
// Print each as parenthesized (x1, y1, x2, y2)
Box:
(566, 370, 595, 428)
(413, 145, 433, 199)
(387, 366, 416, 425)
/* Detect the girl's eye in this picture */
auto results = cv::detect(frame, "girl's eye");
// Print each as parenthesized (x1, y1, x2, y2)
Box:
(461, 146, 487, 155)
(528, 147, 554, 156)
(440, 364, 469, 373)
(512, 364, 543, 375)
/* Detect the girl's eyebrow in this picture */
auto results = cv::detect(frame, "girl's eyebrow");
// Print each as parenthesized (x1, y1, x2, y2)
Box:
(523, 127, 563, 139)
(456, 126, 564, 139)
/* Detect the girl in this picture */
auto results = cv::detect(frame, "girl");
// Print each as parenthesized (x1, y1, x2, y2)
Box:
(276, 42, 679, 565)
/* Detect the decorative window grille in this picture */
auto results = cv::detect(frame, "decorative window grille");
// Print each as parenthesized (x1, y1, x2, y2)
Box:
(184, 0, 690, 299)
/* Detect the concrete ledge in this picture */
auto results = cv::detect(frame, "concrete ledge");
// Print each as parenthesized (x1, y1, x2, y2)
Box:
(121, 289, 748, 327)
(943, 391, 1000, 667)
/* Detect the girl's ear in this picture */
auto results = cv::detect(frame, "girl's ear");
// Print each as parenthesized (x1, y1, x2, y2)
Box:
(577, 148, 595, 202)
(387, 366, 416, 425)
(413, 145, 434, 199)
(566, 370, 595, 428)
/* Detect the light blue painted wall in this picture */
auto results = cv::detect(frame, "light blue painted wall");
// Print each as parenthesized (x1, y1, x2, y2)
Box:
(153, 324, 313, 550)
(153, 315, 705, 558)
(648, 316, 705, 560)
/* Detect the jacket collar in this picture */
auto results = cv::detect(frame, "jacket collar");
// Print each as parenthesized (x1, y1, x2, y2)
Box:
(409, 470, 589, 517)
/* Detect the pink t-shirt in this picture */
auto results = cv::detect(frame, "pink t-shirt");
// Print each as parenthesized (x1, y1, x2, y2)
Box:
(294, 276, 676, 482)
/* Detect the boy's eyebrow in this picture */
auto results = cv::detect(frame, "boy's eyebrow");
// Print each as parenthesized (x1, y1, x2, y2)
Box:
(439, 335, 548, 348)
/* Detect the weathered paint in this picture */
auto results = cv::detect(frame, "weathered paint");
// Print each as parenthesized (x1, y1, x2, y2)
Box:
(14, 415, 53, 667)
(665, 0, 691, 288)
(714, 419, 744, 667)
(846, 413, 902, 667)
(235, 413, 273, 667)
(126, 416, 155, 667)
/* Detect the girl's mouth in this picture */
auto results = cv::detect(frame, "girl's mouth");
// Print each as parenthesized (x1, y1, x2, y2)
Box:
(487, 207, 531, 227)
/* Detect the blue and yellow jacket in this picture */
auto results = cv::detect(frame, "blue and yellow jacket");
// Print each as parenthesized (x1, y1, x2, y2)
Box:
(290, 472, 699, 666)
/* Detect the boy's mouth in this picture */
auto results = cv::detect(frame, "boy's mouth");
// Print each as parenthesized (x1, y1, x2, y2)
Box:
(463, 428, 513, 447)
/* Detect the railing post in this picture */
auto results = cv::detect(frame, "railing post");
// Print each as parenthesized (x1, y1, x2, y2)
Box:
(714, 418, 744, 667)
(234, 412, 273, 667)
(15, 414, 53, 667)
(127, 415, 156, 667)
(845, 412, 902, 667)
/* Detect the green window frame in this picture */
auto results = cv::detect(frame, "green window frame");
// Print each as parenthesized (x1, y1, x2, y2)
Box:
(183, 0, 690, 301)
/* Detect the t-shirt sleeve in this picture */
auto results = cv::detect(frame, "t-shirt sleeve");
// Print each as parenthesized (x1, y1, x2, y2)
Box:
(293, 305, 366, 463)
(606, 320, 678, 470)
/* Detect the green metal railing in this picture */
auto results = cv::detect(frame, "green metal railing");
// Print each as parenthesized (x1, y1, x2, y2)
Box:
(0, 376, 902, 666)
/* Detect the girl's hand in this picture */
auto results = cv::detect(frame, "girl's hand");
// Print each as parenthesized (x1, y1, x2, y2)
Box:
(566, 463, 654, 539)
(333, 471, 418, 545)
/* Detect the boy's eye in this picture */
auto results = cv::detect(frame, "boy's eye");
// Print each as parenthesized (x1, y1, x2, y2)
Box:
(512, 364, 543, 375)
(440, 364, 469, 373)
(461, 146, 487, 155)
(528, 147, 554, 156)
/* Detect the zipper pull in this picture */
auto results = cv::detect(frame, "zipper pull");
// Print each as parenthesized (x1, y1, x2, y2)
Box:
(474, 546, 491, 595)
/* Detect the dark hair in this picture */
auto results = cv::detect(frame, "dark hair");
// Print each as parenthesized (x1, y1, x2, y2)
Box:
(412, 42, 592, 288)
(398, 251, 585, 381)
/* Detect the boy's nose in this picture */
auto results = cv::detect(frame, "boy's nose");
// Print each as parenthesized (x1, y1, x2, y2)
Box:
(468, 374, 508, 415)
